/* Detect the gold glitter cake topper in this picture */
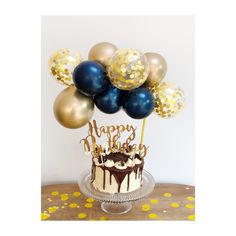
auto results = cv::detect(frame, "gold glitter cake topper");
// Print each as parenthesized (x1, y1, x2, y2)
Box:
(80, 120, 148, 159)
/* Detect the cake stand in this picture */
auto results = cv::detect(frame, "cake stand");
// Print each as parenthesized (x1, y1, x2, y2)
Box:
(78, 170, 155, 214)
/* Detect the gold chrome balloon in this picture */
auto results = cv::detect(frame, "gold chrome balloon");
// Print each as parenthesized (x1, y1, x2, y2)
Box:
(107, 49, 149, 90)
(144, 52, 167, 86)
(49, 48, 82, 86)
(88, 42, 118, 67)
(150, 82, 185, 118)
(53, 86, 94, 129)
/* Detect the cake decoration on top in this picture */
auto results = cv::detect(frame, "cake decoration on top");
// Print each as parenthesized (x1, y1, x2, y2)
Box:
(80, 119, 148, 159)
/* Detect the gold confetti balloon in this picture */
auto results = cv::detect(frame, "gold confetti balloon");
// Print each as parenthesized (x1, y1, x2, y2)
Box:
(49, 48, 82, 86)
(107, 49, 149, 90)
(150, 82, 185, 118)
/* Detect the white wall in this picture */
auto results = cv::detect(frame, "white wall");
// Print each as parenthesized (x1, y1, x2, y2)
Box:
(42, 16, 194, 186)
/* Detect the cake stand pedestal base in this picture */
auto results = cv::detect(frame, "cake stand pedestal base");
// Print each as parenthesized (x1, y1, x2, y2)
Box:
(79, 170, 155, 215)
(101, 202, 132, 214)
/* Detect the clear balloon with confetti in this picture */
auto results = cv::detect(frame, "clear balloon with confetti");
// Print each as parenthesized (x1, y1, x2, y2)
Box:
(49, 48, 82, 86)
(107, 49, 149, 90)
(149, 81, 185, 118)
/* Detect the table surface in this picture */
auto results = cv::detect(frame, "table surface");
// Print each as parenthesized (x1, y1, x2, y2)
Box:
(41, 183, 195, 221)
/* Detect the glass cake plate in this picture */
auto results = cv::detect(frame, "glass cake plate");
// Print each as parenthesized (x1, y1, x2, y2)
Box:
(78, 169, 155, 214)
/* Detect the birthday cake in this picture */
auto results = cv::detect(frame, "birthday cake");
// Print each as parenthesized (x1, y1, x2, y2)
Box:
(80, 120, 148, 194)
(91, 148, 144, 193)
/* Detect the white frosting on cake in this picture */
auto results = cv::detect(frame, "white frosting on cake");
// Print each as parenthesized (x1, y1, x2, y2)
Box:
(102, 144, 112, 155)
(93, 156, 142, 169)
(104, 159, 114, 168)
(114, 161, 127, 169)
(134, 158, 142, 165)
(126, 158, 133, 167)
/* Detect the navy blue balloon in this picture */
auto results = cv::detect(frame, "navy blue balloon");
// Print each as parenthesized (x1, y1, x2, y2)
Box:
(73, 61, 109, 96)
(123, 88, 154, 119)
(94, 84, 125, 114)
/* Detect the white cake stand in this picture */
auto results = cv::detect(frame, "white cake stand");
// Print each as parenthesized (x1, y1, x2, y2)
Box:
(78, 170, 155, 214)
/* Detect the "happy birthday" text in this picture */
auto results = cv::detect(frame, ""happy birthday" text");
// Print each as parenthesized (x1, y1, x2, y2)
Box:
(80, 120, 148, 158)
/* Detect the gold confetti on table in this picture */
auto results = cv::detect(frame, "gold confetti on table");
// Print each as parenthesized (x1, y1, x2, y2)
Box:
(41, 183, 195, 221)
(150, 199, 158, 204)
(185, 203, 195, 209)
(60, 193, 69, 201)
(149, 213, 158, 219)
(163, 192, 172, 198)
(48, 206, 59, 213)
(41, 212, 50, 220)
(170, 202, 180, 208)
(78, 213, 87, 219)
(187, 214, 195, 221)
(187, 196, 195, 201)
(142, 204, 151, 212)
(69, 203, 78, 208)
(73, 191, 81, 197)
(51, 191, 59, 196)
(100, 216, 109, 221)
(86, 198, 94, 203)
(84, 203, 93, 208)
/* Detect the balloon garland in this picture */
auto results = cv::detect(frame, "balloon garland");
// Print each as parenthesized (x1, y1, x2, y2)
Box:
(49, 42, 185, 129)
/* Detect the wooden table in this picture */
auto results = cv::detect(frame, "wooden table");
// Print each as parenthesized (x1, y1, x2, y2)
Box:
(41, 183, 195, 221)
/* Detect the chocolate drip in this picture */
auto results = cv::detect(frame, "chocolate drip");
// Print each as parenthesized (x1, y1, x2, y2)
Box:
(103, 168, 106, 190)
(139, 165, 144, 184)
(98, 152, 131, 164)
(134, 168, 138, 179)
(138, 166, 141, 178)
(91, 165, 95, 183)
(91, 165, 93, 181)
(127, 172, 131, 191)
(109, 172, 112, 185)
(114, 171, 128, 192)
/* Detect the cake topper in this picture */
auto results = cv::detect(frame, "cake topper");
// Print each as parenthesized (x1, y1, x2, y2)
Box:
(80, 120, 148, 159)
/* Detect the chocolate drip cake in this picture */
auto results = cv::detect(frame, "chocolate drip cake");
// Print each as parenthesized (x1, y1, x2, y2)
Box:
(91, 150, 144, 193)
